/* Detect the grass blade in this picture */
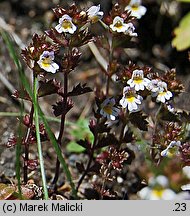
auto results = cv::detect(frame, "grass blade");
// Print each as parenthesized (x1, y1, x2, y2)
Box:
(15, 107, 23, 199)
(33, 76, 48, 199)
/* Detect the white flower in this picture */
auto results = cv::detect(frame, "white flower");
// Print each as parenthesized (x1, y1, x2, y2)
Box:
(147, 79, 160, 93)
(87, 4, 104, 23)
(182, 166, 190, 179)
(125, 0, 147, 19)
(119, 86, 143, 112)
(37, 51, 59, 73)
(100, 98, 120, 120)
(55, 14, 77, 34)
(156, 90, 173, 103)
(127, 69, 150, 91)
(148, 80, 173, 103)
(138, 175, 177, 200)
(181, 184, 190, 191)
(139, 187, 176, 200)
(156, 81, 172, 103)
(124, 22, 137, 37)
(167, 104, 175, 114)
(161, 140, 181, 157)
(110, 16, 131, 33)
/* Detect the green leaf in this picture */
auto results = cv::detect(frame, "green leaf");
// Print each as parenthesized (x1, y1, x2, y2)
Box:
(67, 141, 85, 153)
(172, 12, 190, 51)
(67, 118, 94, 153)
(70, 118, 94, 142)
(33, 76, 49, 200)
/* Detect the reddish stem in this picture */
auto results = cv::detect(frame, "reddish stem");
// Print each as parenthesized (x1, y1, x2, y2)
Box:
(23, 105, 34, 183)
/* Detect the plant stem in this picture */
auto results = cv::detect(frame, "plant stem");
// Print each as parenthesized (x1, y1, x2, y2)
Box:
(16, 103, 25, 199)
(52, 72, 68, 185)
(33, 75, 48, 200)
(38, 106, 77, 198)
(76, 151, 93, 192)
(119, 122, 126, 143)
(23, 105, 34, 183)
(100, 163, 111, 199)
(150, 103, 163, 161)
(106, 76, 110, 96)
(106, 36, 113, 97)
(76, 120, 99, 192)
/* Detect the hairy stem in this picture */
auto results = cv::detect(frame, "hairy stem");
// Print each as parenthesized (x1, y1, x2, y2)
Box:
(76, 120, 99, 192)
(52, 72, 68, 185)
(76, 151, 93, 192)
(23, 105, 34, 183)
(150, 103, 163, 161)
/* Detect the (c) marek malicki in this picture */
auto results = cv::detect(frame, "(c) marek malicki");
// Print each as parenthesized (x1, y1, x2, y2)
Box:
(52, 202, 83, 212)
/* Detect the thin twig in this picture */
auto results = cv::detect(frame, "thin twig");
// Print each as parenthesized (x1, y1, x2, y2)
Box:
(88, 42, 108, 72)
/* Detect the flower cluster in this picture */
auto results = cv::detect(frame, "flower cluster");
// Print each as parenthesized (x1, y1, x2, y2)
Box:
(101, 3, 137, 37)
(98, 64, 183, 118)
(96, 147, 129, 171)
(21, 34, 59, 74)
(180, 142, 190, 166)
(148, 80, 173, 103)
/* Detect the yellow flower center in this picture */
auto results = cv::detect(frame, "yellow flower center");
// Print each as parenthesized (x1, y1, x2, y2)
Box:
(131, 5, 139, 11)
(90, 16, 99, 23)
(114, 21, 123, 29)
(41, 57, 51, 67)
(158, 91, 167, 97)
(167, 147, 178, 158)
(133, 77, 143, 84)
(62, 20, 72, 29)
(126, 96, 135, 103)
(103, 105, 113, 115)
(152, 189, 164, 198)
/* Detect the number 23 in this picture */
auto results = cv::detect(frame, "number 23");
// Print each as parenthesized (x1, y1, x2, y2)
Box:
(174, 203, 186, 211)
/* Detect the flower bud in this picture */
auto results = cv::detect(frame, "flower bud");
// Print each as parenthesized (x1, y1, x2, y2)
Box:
(23, 114, 30, 127)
